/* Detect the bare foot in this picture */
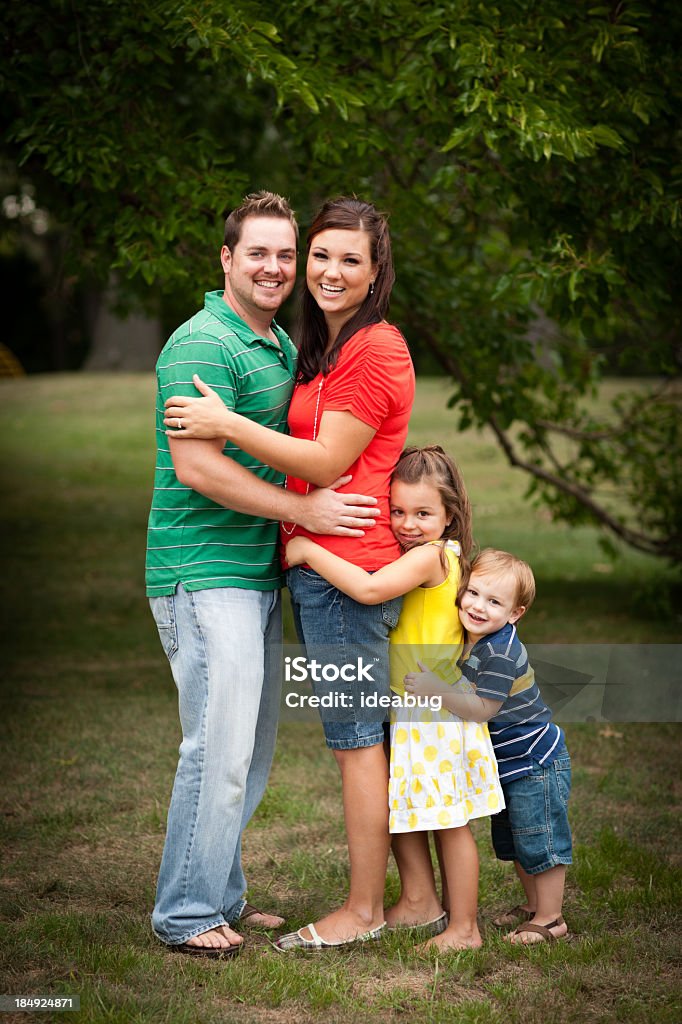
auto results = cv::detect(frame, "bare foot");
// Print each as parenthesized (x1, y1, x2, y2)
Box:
(185, 925, 243, 949)
(419, 924, 482, 952)
(505, 916, 568, 945)
(298, 907, 384, 945)
(385, 898, 444, 928)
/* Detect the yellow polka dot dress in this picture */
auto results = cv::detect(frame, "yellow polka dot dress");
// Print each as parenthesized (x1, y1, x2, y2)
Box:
(387, 542, 505, 834)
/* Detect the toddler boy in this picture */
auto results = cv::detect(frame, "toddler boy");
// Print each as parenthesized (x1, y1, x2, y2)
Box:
(404, 548, 572, 943)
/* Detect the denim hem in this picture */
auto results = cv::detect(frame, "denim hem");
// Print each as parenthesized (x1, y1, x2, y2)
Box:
(225, 896, 247, 926)
(152, 916, 227, 947)
(518, 855, 573, 876)
(495, 852, 573, 875)
(325, 732, 385, 751)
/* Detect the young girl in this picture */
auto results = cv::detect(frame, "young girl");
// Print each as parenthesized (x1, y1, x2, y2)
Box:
(286, 445, 504, 950)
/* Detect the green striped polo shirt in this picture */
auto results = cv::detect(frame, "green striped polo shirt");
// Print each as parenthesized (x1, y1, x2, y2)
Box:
(145, 290, 297, 596)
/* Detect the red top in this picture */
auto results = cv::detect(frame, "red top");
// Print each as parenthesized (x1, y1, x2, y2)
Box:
(282, 321, 415, 570)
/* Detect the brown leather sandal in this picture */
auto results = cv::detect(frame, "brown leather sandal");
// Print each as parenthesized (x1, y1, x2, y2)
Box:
(239, 903, 284, 929)
(169, 936, 242, 959)
(493, 904, 534, 928)
(511, 915, 566, 943)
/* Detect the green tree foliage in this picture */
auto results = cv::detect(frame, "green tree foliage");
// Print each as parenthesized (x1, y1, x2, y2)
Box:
(2, 0, 357, 290)
(3, 0, 680, 560)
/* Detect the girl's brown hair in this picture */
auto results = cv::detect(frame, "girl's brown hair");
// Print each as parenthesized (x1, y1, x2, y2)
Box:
(392, 445, 474, 575)
(297, 196, 395, 383)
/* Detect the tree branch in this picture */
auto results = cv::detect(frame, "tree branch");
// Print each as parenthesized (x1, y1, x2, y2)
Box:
(420, 328, 675, 559)
(485, 411, 669, 557)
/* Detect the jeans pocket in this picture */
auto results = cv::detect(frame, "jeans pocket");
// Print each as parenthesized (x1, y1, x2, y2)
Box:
(508, 772, 547, 834)
(150, 595, 178, 662)
(555, 759, 572, 807)
(296, 567, 329, 586)
(381, 595, 403, 630)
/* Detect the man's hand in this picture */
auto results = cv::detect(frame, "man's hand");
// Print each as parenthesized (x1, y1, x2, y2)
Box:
(299, 476, 378, 537)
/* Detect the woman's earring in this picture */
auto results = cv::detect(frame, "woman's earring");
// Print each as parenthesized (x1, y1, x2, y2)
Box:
(369, 281, 375, 296)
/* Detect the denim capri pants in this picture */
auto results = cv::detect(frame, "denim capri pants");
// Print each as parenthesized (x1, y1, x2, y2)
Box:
(491, 750, 573, 875)
(287, 566, 402, 750)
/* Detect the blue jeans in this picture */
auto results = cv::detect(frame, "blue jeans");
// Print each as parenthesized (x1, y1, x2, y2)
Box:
(287, 566, 402, 750)
(149, 584, 282, 945)
(491, 751, 573, 875)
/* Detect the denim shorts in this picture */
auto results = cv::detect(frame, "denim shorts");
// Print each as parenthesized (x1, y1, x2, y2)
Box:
(491, 750, 572, 875)
(287, 566, 402, 750)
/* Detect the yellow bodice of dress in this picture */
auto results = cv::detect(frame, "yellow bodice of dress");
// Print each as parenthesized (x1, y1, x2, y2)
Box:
(389, 541, 464, 696)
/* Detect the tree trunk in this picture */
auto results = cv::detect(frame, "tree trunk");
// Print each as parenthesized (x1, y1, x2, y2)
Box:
(84, 281, 162, 371)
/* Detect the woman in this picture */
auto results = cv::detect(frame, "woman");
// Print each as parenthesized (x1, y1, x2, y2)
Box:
(164, 197, 415, 949)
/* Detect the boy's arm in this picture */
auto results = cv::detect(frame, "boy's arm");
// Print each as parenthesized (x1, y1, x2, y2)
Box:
(404, 662, 502, 722)
(285, 536, 443, 604)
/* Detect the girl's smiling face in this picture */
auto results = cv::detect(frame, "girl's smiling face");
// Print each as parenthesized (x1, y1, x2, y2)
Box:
(459, 569, 526, 642)
(389, 479, 449, 551)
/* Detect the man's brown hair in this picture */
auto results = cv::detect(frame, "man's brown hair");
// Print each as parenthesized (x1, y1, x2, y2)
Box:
(223, 191, 298, 250)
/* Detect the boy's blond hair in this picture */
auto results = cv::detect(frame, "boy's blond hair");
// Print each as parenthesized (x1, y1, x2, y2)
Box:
(467, 548, 536, 611)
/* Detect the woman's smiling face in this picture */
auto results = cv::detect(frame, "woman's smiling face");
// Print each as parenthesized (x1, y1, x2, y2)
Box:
(306, 228, 375, 327)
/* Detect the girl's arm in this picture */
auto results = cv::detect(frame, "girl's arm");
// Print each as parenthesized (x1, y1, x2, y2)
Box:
(404, 662, 502, 723)
(164, 375, 374, 488)
(286, 536, 446, 603)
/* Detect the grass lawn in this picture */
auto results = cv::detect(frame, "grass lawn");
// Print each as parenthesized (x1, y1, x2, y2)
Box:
(0, 374, 680, 1023)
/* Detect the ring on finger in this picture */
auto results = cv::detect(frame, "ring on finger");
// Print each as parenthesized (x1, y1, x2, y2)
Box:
(177, 418, 182, 430)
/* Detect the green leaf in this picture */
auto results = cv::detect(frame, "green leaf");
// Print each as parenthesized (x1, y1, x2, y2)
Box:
(591, 125, 626, 150)
(252, 21, 280, 40)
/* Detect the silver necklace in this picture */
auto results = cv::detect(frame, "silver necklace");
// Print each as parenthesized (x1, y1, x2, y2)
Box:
(281, 377, 324, 535)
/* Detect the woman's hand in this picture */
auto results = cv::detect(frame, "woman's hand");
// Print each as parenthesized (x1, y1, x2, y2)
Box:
(285, 537, 311, 566)
(164, 374, 233, 439)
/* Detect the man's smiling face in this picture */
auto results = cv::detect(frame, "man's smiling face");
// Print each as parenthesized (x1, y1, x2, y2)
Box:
(221, 215, 297, 326)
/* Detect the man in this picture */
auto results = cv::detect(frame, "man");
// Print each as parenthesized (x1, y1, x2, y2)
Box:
(145, 192, 376, 957)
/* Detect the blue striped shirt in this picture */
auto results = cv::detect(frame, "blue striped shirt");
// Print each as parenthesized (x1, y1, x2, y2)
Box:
(459, 623, 565, 784)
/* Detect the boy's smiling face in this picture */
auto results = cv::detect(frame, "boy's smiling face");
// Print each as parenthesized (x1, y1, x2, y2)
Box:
(459, 569, 526, 643)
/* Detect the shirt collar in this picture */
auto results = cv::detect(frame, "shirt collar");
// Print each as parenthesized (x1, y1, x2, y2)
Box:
(203, 290, 290, 350)
(461, 621, 516, 663)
